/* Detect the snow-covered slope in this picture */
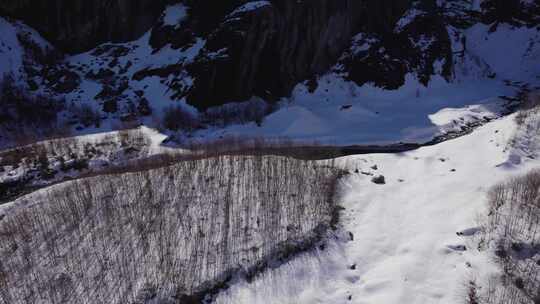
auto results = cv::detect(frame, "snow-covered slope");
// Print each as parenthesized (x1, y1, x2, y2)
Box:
(213, 111, 540, 303)
(0, 16, 53, 84)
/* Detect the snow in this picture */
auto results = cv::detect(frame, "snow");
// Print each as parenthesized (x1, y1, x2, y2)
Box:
(0, 18, 24, 81)
(194, 74, 515, 145)
(228, 1, 272, 17)
(191, 18, 540, 146)
(162, 4, 187, 28)
(214, 111, 540, 304)
(349, 33, 379, 56)
(63, 29, 205, 133)
(464, 23, 540, 82)
(2, 3, 538, 150)
(0, 17, 52, 83)
(395, 8, 424, 32)
(0, 126, 185, 186)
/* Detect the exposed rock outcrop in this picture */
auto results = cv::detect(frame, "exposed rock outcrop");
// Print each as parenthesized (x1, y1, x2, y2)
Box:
(1, 0, 538, 127)
(340, 2, 453, 89)
(186, 0, 414, 110)
(0, 0, 172, 53)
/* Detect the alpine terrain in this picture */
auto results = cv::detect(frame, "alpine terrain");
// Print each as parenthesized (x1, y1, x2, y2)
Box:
(0, 0, 539, 303)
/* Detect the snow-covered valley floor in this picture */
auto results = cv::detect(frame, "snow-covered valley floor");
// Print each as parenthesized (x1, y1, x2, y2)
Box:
(1, 102, 539, 304)
(213, 112, 539, 304)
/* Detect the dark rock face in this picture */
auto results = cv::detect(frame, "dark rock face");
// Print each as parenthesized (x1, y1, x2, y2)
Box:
(2, 0, 537, 117)
(186, 0, 414, 110)
(481, 0, 524, 24)
(0, 0, 172, 53)
(341, 3, 453, 89)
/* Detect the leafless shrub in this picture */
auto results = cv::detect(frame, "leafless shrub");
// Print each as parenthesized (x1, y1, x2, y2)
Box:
(0, 74, 67, 147)
(183, 136, 340, 160)
(507, 91, 540, 161)
(0, 154, 343, 304)
(464, 280, 481, 304)
(202, 98, 273, 127)
(515, 92, 540, 126)
(67, 103, 101, 128)
(162, 105, 199, 131)
(479, 169, 540, 304)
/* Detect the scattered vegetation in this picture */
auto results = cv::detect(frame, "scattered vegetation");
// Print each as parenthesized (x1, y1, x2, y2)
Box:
(202, 98, 273, 127)
(0, 155, 342, 304)
(515, 92, 540, 126)
(476, 169, 540, 304)
(66, 103, 102, 128)
(0, 74, 67, 146)
(161, 98, 274, 133)
(0, 128, 152, 202)
(162, 105, 199, 132)
(505, 91, 540, 163)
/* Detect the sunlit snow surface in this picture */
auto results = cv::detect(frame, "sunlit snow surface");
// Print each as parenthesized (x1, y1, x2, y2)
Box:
(214, 113, 540, 304)
(198, 74, 515, 145)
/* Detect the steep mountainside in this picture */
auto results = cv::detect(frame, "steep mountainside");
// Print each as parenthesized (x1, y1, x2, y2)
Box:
(0, 0, 539, 147)
(0, 0, 172, 53)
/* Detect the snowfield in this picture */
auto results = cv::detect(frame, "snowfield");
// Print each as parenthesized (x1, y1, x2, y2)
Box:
(213, 112, 540, 304)
(200, 74, 516, 145)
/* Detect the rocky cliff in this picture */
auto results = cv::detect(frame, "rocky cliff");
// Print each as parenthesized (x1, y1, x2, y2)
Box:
(0, 0, 538, 140)
(185, 0, 414, 109)
(0, 0, 172, 53)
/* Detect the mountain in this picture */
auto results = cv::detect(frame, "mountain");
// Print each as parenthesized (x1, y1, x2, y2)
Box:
(1, 2, 540, 303)
(0, 0, 539, 147)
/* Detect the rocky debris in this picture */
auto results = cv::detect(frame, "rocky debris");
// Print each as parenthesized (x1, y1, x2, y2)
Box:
(371, 175, 386, 184)
(456, 227, 481, 237)
(447, 244, 467, 251)
(132, 64, 184, 81)
(43, 67, 81, 94)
